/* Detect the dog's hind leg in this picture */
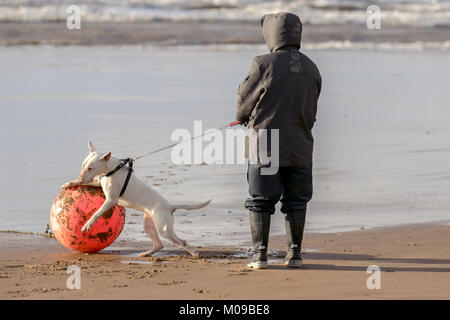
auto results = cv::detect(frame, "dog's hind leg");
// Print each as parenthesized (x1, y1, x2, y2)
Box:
(167, 233, 199, 258)
(158, 214, 199, 257)
(139, 214, 164, 257)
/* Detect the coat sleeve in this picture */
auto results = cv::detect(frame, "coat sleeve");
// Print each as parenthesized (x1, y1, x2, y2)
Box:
(311, 68, 322, 130)
(316, 70, 322, 98)
(236, 58, 263, 123)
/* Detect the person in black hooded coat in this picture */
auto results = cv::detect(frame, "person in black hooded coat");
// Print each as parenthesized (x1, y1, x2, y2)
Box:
(236, 12, 322, 269)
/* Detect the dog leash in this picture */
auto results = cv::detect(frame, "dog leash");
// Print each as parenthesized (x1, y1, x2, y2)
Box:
(132, 120, 242, 161)
(104, 120, 242, 196)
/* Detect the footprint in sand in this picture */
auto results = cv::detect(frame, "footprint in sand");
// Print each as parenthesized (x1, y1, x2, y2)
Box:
(158, 280, 186, 286)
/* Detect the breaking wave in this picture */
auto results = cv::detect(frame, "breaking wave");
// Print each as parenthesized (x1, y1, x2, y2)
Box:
(1, 0, 450, 27)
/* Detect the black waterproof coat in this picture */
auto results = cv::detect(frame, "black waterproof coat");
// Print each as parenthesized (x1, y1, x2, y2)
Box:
(236, 12, 322, 167)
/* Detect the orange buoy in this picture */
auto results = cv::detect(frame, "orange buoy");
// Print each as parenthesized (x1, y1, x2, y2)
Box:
(50, 185, 125, 253)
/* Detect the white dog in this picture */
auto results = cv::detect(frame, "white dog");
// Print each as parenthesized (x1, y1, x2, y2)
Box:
(62, 142, 211, 257)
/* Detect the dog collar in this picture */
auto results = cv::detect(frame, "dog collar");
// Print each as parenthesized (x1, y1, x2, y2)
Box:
(105, 158, 131, 177)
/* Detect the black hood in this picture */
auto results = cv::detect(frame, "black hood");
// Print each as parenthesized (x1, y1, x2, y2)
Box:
(261, 12, 302, 52)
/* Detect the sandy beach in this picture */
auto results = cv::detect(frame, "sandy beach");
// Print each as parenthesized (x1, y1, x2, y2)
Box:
(1, 222, 450, 299)
(1, 0, 450, 302)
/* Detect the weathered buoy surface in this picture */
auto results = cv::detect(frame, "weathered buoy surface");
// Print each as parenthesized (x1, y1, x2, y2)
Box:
(50, 185, 125, 253)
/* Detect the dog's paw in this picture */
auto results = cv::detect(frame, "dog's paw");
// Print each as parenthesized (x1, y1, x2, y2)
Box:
(61, 183, 70, 189)
(81, 223, 92, 233)
(62, 181, 77, 189)
(139, 251, 153, 257)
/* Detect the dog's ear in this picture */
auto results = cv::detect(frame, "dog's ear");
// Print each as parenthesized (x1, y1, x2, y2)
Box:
(101, 152, 111, 161)
(88, 141, 96, 153)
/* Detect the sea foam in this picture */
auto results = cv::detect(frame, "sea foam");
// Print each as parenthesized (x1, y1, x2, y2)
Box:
(1, 0, 449, 27)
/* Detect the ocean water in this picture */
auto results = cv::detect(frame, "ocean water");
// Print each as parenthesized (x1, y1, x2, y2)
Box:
(0, 45, 449, 246)
(1, 0, 450, 26)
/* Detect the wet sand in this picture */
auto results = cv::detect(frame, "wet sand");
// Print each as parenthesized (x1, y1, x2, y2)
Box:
(1, 222, 450, 299)
(1, 21, 449, 46)
(2, 46, 450, 238)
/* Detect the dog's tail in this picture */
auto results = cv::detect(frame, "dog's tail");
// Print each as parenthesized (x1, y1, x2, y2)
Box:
(171, 199, 211, 211)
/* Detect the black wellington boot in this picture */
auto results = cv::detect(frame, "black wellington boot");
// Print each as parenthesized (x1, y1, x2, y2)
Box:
(247, 211, 271, 269)
(284, 211, 306, 268)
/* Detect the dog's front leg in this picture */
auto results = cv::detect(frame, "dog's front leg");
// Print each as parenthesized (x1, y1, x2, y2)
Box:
(81, 199, 115, 232)
(80, 181, 102, 187)
(61, 179, 81, 189)
(62, 177, 101, 189)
